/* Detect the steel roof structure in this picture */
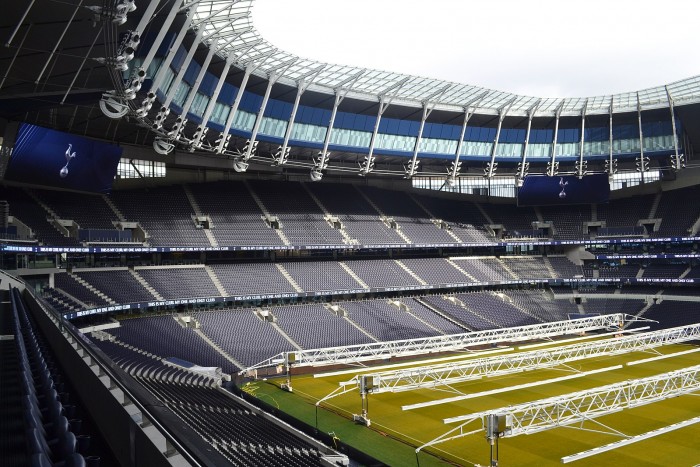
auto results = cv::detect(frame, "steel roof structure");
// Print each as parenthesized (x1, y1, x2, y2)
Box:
(187, 0, 700, 117)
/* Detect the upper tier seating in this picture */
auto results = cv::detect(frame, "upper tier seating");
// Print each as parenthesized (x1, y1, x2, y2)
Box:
(187, 182, 284, 246)
(304, 183, 406, 244)
(358, 186, 457, 244)
(2, 181, 697, 248)
(281, 261, 362, 292)
(248, 180, 345, 245)
(136, 267, 219, 299)
(31, 189, 115, 230)
(653, 185, 700, 237)
(209, 263, 295, 296)
(106, 316, 237, 373)
(0, 186, 78, 246)
(110, 185, 210, 246)
(273, 304, 372, 348)
(340, 300, 437, 341)
(343, 259, 422, 288)
(75, 269, 154, 303)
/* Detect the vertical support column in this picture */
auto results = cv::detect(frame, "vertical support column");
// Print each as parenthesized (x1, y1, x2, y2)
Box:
(149, 7, 195, 95)
(5, 0, 35, 47)
(404, 84, 451, 179)
(238, 72, 278, 166)
(35, 0, 84, 84)
(576, 99, 588, 178)
(359, 77, 409, 176)
(274, 67, 324, 165)
(178, 44, 217, 120)
(636, 92, 648, 178)
(0, 24, 32, 91)
(518, 108, 537, 183)
(665, 86, 683, 170)
(321, 93, 342, 159)
(311, 72, 364, 181)
(486, 97, 515, 178)
(161, 27, 205, 109)
(359, 99, 387, 176)
(130, 0, 161, 39)
(216, 67, 252, 153)
(138, 0, 184, 73)
(547, 104, 563, 177)
(191, 55, 234, 148)
(405, 104, 430, 179)
(607, 98, 615, 179)
(447, 108, 472, 186)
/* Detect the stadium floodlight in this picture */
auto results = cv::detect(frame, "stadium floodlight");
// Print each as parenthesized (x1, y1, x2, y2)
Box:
(153, 137, 175, 155)
(135, 92, 156, 118)
(404, 159, 420, 179)
(152, 106, 170, 130)
(272, 145, 291, 166)
(635, 155, 650, 172)
(241, 139, 257, 155)
(214, 133, 231, 152)
(358, 154, 375, 176)
(116, 0, 137, 13)
(446, 160, 462, 186)
(93, 56, 128, 72)
(670, 153, 686, 170)
(99, 91, 129, 119)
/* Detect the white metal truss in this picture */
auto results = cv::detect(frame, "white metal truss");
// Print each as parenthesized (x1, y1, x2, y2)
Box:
(358, 323, 700, 396)
(183, 0, 700, 117)
(240, 313, 628, 375)
(418, 364, 700, 454)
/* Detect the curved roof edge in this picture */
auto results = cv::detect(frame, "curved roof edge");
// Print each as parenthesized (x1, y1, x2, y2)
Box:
(188, 0, 700, 117)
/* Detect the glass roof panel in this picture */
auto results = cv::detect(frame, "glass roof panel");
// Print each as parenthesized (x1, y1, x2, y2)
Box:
(185, 0, 700, 116)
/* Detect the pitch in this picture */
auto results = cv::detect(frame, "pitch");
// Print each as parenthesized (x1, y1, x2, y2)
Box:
(249, 336, 700, 466)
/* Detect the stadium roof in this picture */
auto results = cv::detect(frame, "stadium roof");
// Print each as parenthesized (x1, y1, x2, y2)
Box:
(189, 0, 700, 117)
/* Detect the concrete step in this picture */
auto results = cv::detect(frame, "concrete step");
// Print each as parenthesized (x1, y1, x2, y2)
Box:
(129, 269, 164, 301)
(275, 264, 303, 293)
(338, 262, 369, 289)
(394, 259, 427, 286)
(204, 265, 227, 296)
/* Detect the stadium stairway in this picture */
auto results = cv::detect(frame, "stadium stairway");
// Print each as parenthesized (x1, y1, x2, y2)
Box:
(300, 182, 357, 245)
(394, 260, 428, 285)
(128, 269, 164, 301)
(400, 301, 448, 335)
(496, 258, 519, 280)
(408, 194, 464, 243)
(268, 321, 303, 351)
(542, 256, 558, 278)
(67, 271, 116, 305)
(445, 259, 478, 282)
(243, 181, 291, 246)
(413, 297, 469, 331)
(354, 186, 412, 244)
(343, 315, 379, 342)
(337, 262, 369, 288)
(102, 194, 126, 222)
(192, 328, 245, 370)
(204, 266, 228, 296)
(275, 264, 304, 293)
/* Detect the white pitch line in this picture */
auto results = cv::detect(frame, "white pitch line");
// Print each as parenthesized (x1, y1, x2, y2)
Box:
(403, 365, 623, 411)
(517, 327, 650, 350)
(561, 415, 700, 463)
(627, 347, 700, 366)
(313, 347, 514, 379)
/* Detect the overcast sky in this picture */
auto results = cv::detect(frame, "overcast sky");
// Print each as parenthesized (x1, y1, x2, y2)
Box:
(254, 0, 700, 98)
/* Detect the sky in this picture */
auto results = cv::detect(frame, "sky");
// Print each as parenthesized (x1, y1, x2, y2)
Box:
(254, 0, 700, 98)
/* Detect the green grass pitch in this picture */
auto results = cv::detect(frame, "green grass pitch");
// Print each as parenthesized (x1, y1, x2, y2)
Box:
(248, 339, 700, 466)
